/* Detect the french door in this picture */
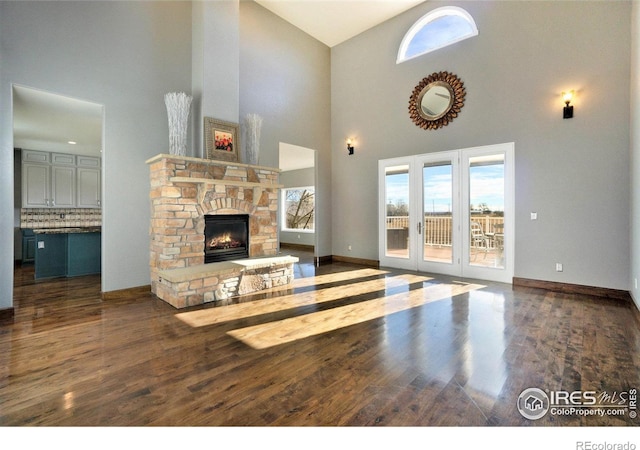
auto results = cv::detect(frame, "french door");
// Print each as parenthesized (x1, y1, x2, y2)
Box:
(378, 143, 514, 283)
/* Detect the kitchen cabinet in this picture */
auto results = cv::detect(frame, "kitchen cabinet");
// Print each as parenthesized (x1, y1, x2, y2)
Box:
(21, 150, 101, 208)
(22, 162, 50, 207)
(35, 233, 68, 279)
(22, 150, 49, 164)
(77, 156, 100, 168)
(34, 229, 101, 279)
(77, 167, 101, 208)
(21, 229, 35, 263)
(67, 232, 101, 276)
(51, 165, 76, 207)
(51, 153, 75, 165)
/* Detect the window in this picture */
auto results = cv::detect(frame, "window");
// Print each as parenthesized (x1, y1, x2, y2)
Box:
(397, 6, 478, 64)
(281, 186, 315, 232)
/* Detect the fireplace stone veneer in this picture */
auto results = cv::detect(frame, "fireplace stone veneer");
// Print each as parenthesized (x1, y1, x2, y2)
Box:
(147, 154, 297, 308)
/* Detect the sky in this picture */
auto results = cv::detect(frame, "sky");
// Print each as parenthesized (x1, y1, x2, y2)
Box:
(405, 13, 476, 60)
(386, 162, 505, 214)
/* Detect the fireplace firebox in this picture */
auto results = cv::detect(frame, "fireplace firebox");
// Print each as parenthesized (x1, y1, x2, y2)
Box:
(204, 214, 249, 263)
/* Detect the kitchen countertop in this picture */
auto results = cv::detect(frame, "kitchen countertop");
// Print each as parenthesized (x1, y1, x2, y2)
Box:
(32, 227, 102, 234)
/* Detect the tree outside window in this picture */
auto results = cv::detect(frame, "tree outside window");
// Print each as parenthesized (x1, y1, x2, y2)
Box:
(282, 187, 314, 231)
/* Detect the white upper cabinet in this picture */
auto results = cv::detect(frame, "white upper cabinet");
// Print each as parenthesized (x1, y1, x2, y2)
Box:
(51, 165, 76, 207)
(21, 150, 101, 209)
(22, 162, 50, 207)
(77, 167, 101, 208)
(51, 152, 76, 166)
(77, 155, 101, 168)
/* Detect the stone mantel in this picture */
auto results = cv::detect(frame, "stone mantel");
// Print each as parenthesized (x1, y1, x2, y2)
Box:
(145, 153, 282, 173)
(147, 154, 294, 308)
(169, 176, 283, 189)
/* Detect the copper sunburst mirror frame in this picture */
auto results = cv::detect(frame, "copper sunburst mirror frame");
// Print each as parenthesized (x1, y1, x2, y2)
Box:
(408, 71, 466, 130)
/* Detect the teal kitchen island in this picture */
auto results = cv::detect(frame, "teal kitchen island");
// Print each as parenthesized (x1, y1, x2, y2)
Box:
(33, 227, 101, 279)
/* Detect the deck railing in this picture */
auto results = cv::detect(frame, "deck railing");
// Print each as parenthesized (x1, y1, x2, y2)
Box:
(386, 215, 503, 249)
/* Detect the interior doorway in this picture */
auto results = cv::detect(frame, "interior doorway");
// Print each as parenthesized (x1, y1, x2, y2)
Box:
(12, 85, 104, 274)
(378, 142, 514, 283)
(278, 142, 317, 259)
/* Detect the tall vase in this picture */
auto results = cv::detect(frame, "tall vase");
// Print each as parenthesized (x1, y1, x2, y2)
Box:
(243, 113, 263, 165)
(164, 92, 192, 156)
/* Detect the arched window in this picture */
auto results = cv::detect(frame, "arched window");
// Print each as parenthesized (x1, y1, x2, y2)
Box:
(397, 6, 478, 64)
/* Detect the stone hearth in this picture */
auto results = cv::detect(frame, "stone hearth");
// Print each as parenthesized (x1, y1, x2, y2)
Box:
(146, 154, 298, 308)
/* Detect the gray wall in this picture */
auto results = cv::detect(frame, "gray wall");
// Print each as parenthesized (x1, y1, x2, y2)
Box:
(239, 1, 332, 258)
(280, 167, 316, 246)
(192, 0, 240, 158)
(0, 1, 193, 308)
(331, 0, 631, 290)
(1, 0, 634, 314)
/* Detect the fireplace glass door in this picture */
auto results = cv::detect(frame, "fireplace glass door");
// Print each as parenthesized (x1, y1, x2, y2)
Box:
(204, 214, 249, 263)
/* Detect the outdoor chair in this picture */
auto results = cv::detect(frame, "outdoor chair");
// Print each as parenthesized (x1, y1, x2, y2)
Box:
(470, 221, 490, 260)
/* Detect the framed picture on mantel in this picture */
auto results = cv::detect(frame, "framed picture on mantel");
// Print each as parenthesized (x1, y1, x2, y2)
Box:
(204, 117, 240, 163)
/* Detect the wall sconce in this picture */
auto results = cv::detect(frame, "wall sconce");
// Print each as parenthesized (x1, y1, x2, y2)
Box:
(346, 138, 355, 155)
(562, 90, 574, 119)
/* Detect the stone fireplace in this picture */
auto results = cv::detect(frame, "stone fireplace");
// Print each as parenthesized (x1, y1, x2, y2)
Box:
(146, 154, 298, 308)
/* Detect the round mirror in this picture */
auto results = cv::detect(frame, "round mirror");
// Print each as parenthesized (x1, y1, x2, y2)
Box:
(418, 82, 453, 120)
(409, 71, 465, 130)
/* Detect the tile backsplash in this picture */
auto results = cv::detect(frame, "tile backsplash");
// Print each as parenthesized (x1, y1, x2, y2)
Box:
(21, 208, 102, 229)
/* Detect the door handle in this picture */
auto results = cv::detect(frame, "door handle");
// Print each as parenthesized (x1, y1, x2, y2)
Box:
(417, 221, 422, 235)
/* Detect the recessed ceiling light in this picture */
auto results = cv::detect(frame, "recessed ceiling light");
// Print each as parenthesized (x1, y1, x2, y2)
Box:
(68, 141, 77, 145)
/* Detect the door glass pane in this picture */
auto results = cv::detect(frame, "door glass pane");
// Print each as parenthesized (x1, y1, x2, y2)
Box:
(385, 165, 410, 258)
(423, 162, 453, 263)
(468, 155, 505, 268)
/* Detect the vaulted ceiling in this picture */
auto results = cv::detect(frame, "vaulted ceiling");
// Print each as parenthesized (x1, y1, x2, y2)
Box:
(256, 0, 426, 47)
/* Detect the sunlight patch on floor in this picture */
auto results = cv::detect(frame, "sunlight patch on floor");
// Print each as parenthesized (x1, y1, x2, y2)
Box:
(227, 281, 485, 349)
(175, 268, 399, 327)
(290, 268, 389, 288)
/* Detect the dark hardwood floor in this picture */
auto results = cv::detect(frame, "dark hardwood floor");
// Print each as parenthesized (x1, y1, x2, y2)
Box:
(2, 251, 640, 427)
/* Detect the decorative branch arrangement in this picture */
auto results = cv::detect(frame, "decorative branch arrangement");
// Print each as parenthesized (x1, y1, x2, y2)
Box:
(164, 92, 193, 156)
(243, 113, 263, 165)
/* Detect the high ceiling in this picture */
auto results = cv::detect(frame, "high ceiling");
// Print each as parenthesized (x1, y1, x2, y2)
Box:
(261, 0, 427, 171)
(256, 0, 426, 47)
